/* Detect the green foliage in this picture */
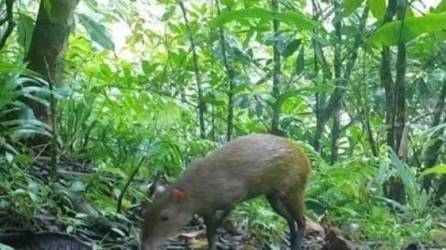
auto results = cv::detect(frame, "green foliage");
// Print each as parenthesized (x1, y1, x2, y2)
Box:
(307, 153, 435, 248)
(211, 7, 318, 30)
(0, 63, 51, 146)
(342, 0, 364, 17)
(233, 198, 286, 245)
(77, 13, 115, 50)
(368, 0, 386, 20)
(369, 12, 446, 46)
(435, 0, 446, 12)
(421, 164, 446, 176)
(1, 0, 446, 249)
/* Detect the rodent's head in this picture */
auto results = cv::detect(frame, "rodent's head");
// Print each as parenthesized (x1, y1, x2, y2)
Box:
(141, 186, 192, 250)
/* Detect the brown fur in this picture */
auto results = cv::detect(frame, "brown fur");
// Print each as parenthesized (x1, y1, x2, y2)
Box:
(142, 134, 311, 250)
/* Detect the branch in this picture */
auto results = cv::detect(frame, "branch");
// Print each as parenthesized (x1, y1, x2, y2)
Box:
(0, 0, 15, 50)
(179, 1, 206, 138)
(216, 0, 235, 141)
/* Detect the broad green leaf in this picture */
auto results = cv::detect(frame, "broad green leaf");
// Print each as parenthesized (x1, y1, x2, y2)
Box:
(421, 164, 446, 176)
(0, 63, 25, 73)
(368, 0, 386, 20)
(295, 46, 304, 74)
(281, 39, 301, 57)
(368, 13, 446, 46)
(436, 0, 446, 12)
(77, 13, 115, 50)
(342, 0, 365, 17)
(211, 7, 318, 30)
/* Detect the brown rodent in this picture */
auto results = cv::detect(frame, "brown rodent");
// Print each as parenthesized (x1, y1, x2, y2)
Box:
(141, 134, 311, 250)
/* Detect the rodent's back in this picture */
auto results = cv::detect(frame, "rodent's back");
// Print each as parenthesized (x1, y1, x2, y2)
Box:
(177, 134, 311, 213)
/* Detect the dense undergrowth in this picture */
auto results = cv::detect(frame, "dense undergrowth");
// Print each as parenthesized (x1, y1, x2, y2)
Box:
(0, 57, 444, 249)
(2, 1, 446, 248)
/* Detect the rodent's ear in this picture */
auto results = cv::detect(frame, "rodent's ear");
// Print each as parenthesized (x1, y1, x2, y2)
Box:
(148, 173, 168, 198)
(171, 188, 187, 203)
(154, 185, 166, 197)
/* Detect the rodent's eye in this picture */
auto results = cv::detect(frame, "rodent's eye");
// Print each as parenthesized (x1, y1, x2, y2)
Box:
(161, 215, 170, 222)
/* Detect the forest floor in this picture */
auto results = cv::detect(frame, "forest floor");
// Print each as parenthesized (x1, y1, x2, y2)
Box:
(0, 157, 417, 250)
(0, 196, 422, 250)
(163, 224, 326, 250)
(0, 210, 328, 250)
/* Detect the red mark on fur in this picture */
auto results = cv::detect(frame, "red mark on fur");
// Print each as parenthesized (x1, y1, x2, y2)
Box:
(172, 188, 187, 202)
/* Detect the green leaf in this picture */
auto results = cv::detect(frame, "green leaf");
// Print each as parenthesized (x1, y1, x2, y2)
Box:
(368, 0, 386, 20)
(12, 154, 33, 164)
(161, 5, 176, 21)
(295, 46, 304, 74)
(421, 164, 446, 176)
(342, 0, 365, 17)
(211, 7, 318, 30)
(368, 13, 446, 46)
(100, 63, 113, 78)
(142, 60, 158, 75)
(435, 0, 446, 12)
(0, 63, 25, 73)
(77, 13, 115, 50)
(221, 0, 234, 8)
(281, 39, 301, 57)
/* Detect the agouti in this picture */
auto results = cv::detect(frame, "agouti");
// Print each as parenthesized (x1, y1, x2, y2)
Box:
(141, 134, 311, 250)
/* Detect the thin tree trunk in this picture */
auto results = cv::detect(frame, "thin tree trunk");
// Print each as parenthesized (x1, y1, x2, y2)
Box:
(179, 1, 206, 139)
(380, 0, 407, 204)
(311, 0, 329, 151)
(313, 2, 367, 156)
(423, 80, 446, 191)
(270, 0, 281, 135)
(394, 0, 407, 155)
(329, 4, 368, 163)
(24, 0, 79, 126)
(330, 0, 343, 164)
(361, 50, 378, 157)
(216, 0, 235, 141)
(389, 0, 407, 205)
(380, 0, 397, 149)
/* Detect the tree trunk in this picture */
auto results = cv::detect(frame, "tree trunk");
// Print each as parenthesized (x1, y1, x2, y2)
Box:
(312, 1, 367, 157)
(216, 0, 235, 141)
(270, 0, 281, 135)
(361, 50, 378, 157)
(179, 1, 206, 139)
(24, 0, 79, 125)
(394, 0, 407, 155)
(329, 0, 343, 164)
(423, 80, 446, 192)
(380, 0, 397, 149)
(380, 0, 407, 204)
